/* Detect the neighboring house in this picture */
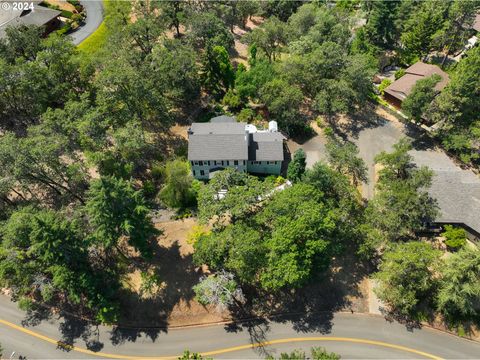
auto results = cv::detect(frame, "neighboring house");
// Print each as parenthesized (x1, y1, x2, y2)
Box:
(187, 116, 285, 180)
(411, 151, 480, 242)
(0, 0, 61, 39)
(383, 62, 449, 108)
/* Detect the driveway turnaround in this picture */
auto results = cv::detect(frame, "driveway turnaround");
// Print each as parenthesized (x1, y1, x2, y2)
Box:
(1, 296, 480, 359)
(69, 0, 103, 45)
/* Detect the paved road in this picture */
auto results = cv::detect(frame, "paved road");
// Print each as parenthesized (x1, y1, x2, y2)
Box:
(1, 296, 480, 359)
(69, 0, 103, 45)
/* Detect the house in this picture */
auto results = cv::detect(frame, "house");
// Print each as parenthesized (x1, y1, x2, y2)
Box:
(411, 151, 480, 242)
(187, 116, 285, 180)
(0, 1, 61, 40)
(383, 62, 449, 108)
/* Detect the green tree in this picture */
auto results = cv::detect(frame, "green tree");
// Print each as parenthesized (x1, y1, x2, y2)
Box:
(160, 0, 186, 37)
(364, 0, 401, 48)
(201, 45, 235, 97)
(235, 60, 276, 101)
(151, 39, 200, 106)
(194, 222, 265, 284)
(362, 139, 438, 255)
(197, 169, 269, 225)
(287, 149, 307, 182)
(311, 347, 341, 360)
(259, 79, 303, 132)
(400, 0, 448, 61)
(187, 12, 234, 50)
(179, 350, 208, 360)
(0, 24, 44, 62)
(0, 207, 120, 323)
(245, 16, 288, 62)
(402, 74, 441, 121)
(326, 139, 368, 186)
(437, 247, 480, 322)
(428, 46, 480, 165)
(158, 159, 197, 208)
(0, 131, 89, 205)
(86, 176, 159, 257)
(257, 184, 337, 290)
(261, 0, 303, 22)
(434, 0, 479, 64)
(374, 241, 440, 316)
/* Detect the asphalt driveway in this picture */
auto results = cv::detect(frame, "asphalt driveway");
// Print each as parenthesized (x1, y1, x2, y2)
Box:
(69, 0, 103, 45)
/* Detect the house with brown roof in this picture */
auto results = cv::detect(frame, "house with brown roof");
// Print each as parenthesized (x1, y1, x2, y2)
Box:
(383, 62, 450, 108)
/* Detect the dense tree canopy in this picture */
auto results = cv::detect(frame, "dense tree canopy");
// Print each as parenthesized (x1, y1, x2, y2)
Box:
(362, 139, 438, 256)
(374, 241, 440, 316)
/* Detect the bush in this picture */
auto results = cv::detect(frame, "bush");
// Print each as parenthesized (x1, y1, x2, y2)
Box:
(442, 225, 467, 251)
(378, 79, 392, 95)
(237, 108, 256, 123)
(394, 68, 406, 80)
(222, 89, 243, 110)
(61, 10, 74, 18)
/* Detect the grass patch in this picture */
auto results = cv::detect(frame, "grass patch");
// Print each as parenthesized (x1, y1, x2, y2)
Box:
(77, 0, 129, 57)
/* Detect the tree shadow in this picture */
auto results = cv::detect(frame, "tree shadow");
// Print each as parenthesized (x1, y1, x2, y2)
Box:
(224, 248, 370, 351)
(335, 105, 388, 140)
(109, 240, 205, 346)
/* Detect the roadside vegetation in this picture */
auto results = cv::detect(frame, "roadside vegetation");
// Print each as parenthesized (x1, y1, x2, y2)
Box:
(0, 0, 478, 340)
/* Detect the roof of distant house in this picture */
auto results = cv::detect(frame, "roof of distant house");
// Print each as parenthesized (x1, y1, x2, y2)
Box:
(210, 115, 236, 123)
(248, 132, 285, 161)
(473, 12, 480, 32)
(0, 1, 60, 39)
(384, 62, 449, 101)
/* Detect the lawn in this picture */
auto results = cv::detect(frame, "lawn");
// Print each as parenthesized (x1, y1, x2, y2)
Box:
(77, 0, 129, 56)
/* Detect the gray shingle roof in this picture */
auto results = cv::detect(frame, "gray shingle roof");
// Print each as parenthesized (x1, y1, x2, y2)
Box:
(188, 121, 248, 161)
(188, 134, 248, 161)
(0, 3, 60, 39)
(410, 150, 480, 236)
(190, 122, 246, 135)
(210, 115, 236, 123)
(248, 132, 285, 161)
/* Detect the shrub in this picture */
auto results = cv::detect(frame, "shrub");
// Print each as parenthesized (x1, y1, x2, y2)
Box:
(61, 10, 74, 18)
(394, 68, 406, 80)
(222, 89, 243, 110)
(237, 108, 256, 123)
(378, 79, 392, 95)
(442, 225, 467, 251)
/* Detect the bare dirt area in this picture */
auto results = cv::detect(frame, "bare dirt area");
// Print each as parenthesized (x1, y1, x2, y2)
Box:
(118, 217, 231, 327)
(118, 217, 370, 328)
(43, 0, 76, 12)
(231, 16, 264, 66)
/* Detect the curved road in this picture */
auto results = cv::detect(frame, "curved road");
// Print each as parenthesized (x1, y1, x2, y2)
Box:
(1, 296, 479, 359)
(70, 0, 103, 45)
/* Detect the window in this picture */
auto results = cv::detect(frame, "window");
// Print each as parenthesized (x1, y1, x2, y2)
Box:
(234, 160, 238, 166)
(207, 161, 210, 166)
(193, 170, 196, 176)
(227, 160, 230, 166)
(243, 160, 246, 165)
(199, 161, 203, 166)
(200, 170, 205, 176)
(194, 161, 199, 165)
(221, 160, 224, 166)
